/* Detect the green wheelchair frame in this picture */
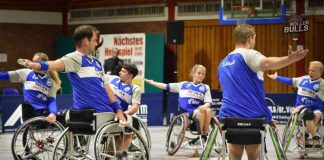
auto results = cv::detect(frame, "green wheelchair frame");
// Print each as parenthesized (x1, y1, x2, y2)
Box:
(281, 113, 324, 158)
(200, 119, 287, 160)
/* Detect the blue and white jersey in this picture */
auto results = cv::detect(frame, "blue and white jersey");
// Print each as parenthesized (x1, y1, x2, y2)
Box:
(61, 51, 118, 112)
(292, 75, 324, 110)
(107, 75, 141, 111)
(167, 81, 212, 113)
(8, 69, 58, 111)
(218, 48, 272, 123)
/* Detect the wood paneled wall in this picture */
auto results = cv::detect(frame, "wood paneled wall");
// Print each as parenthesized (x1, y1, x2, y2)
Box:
(176, 17, 323, 93)
(0, 24, 61, 91)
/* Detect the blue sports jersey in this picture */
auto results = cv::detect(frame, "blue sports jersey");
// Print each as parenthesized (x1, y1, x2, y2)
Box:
(293, 76, 324, 110)
(61, 51, 119, 112)
(8, 69, 58, 112)
(167, 81, 212, 113)
(218, 48, 272, 123)
(108, 75, 141, 111)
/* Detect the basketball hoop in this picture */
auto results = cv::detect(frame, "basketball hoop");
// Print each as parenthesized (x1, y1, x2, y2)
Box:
(232, 5, 256, 17)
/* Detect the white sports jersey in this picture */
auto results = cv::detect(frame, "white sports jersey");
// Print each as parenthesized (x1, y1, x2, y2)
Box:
(61, 51, 116, 112)
(167, 81, 212, 113)
(8, 69, 58, 111)
(292, 75, 324, 110)
(218, 48, 272, 123)
(107, 75, 141, 111)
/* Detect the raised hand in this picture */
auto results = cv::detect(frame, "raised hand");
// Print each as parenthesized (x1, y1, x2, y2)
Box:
(267, 72, 278, 80)
(17, 59, 37, 69)
(143, 78, 154, 84)
(287, 45, 309, 62)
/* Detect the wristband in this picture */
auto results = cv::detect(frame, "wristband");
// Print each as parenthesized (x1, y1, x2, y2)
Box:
(111, 101, 122, 110)
(39, 61, 49, 71)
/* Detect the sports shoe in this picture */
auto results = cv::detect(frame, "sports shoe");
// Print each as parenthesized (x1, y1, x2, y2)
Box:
(189, 136, 200, 146)
(128, 143, 141, 152)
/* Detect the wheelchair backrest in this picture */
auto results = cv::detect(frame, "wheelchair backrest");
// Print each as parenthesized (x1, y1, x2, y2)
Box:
(221, 117, 266, 145)
(221, 117, 266, 130)
(65, 109, 96, 134)
(67, 109, 95, 123)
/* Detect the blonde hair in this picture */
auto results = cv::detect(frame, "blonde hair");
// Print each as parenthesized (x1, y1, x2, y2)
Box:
(310, 61, 324, 73)
(190, 64, 206, 78)
(233, 24, 256, 44)
(34, 52, 62, 90)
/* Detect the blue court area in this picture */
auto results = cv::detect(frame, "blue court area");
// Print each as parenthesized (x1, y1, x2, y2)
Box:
(0, 125, 323, 159)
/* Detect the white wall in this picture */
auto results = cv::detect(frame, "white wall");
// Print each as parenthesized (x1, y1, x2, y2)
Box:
(0, 9, 62, 24)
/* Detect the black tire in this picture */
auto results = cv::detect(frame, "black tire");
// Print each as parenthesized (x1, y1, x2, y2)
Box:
(165, 114, 187, 156)
(11, 117, 65, 160)
(94, 121, 150, 160)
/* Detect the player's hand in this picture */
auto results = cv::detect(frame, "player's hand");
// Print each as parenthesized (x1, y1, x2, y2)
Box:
(47, 113, 56, 124)
(271, 119, 278, 130)
(143, 78, 154, 84)
(198, 105, 207, 112)
(267, 72, 278, 80)
(17, 59, 37, 69)
(115, 110, 127, 126)
(292, 105, 303, 115)
(287, 45, 309, 61)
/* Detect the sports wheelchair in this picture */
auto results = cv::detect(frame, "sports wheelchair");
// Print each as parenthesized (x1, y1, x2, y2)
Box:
(281, 109, 324, 158)
(52, 109, 150, 160)
(11, 103, 66, 160)
(166, 113, 223, 157)
(204, 117, 286, 160)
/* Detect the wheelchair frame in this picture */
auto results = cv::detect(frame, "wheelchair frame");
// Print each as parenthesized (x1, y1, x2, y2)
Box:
(204, 117, 287, 160)
(166, 113, 222, 157)
(281, 113, 324, 158)
(51, 110, 151, 160)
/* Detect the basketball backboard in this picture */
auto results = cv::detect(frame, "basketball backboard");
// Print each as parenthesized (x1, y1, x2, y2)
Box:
(219, 0, 286, 24)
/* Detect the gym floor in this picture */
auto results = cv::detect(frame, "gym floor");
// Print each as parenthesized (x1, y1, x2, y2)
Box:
(0, 125, 323, 159)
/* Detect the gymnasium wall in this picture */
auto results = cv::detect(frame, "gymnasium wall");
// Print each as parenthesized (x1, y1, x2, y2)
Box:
(1, 16, 324, 94)
(0, 23, 61, 91)
(176, 16, 324, 93)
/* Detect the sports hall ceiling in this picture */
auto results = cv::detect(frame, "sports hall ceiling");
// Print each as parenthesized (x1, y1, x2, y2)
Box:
(0, 0, 214, 12)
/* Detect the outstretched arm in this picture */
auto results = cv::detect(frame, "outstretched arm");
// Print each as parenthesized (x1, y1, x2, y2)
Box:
(144, 78, 167, 90)
(260, 46, 309, 71)
(17, 59, 65, 72)
(267, 72, 293, 85)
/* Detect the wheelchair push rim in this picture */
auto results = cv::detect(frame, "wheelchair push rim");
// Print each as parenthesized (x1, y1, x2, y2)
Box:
(94, 121, 150, 160)
(11, 116, 65, 160)
(166, 114, 187, 156)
